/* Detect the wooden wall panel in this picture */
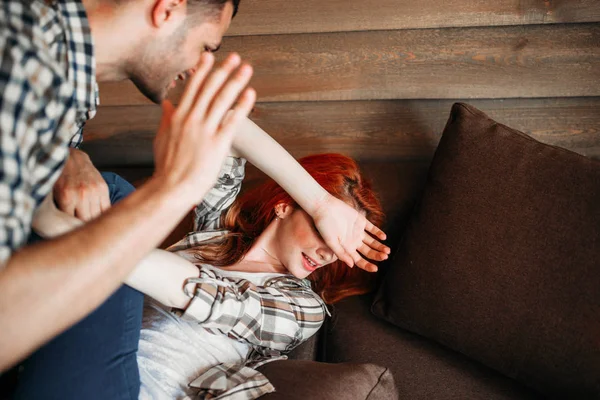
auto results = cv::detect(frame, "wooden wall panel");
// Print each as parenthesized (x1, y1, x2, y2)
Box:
(98, 24, 600, 105)
(82, 98, 600, 167)
(226, 0, 600, 36)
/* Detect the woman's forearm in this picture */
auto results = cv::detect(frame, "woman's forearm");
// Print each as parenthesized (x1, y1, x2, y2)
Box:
(233, 118, 329, 216)
(33, 207, 196, 309)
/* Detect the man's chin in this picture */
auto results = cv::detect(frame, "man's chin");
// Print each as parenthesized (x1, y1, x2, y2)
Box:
(131, 79, 167, 105)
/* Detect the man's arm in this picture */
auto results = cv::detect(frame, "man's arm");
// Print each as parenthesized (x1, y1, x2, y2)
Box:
(0, 52, 256, 371)
(0, 179, 194, 368)
(32, 194, 198, 311)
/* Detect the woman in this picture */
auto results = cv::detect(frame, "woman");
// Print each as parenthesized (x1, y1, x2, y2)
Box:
(33, 128, 387, 400)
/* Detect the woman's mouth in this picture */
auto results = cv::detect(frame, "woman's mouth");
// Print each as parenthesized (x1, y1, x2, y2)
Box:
(302, 253, 320, 272)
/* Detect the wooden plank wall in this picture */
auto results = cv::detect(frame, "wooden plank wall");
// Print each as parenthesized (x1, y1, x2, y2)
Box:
(83, 0, 600, 228)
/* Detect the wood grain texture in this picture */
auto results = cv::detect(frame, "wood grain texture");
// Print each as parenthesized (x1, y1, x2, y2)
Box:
(98, 23, 600, 105)
(226, 0, 600, 36)
(82, 97, 600, 167)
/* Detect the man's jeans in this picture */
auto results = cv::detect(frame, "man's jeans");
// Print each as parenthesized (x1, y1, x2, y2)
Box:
(14, 173, 143, 400)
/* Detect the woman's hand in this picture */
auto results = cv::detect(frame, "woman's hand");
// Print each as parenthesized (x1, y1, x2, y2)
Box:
(311, 195, 390, 272)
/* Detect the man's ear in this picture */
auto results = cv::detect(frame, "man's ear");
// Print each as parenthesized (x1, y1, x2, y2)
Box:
(151, 0, 186, 28)
(274, 203, 293, 219)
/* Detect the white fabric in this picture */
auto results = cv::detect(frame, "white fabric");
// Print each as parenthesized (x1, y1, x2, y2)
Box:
(137, 265, 285, 400)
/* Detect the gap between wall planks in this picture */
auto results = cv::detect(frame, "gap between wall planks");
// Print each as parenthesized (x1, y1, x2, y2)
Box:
(225, 0, 600, 36)
(82, 97, 600, 168)
(98, 23, 600, 106)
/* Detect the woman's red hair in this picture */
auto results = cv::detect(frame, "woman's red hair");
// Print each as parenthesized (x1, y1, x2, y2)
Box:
(190, 153, 385, 304)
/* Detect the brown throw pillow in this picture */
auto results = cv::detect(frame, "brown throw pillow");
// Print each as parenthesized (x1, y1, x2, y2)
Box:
(372, 103, 600, 398)
(258, 360, 397, 400)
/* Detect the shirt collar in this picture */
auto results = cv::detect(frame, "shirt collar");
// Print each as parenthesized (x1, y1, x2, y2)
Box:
(55, 0, 98, 114)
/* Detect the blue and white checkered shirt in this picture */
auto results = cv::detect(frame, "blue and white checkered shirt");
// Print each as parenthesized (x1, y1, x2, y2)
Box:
(0, 0, 98, 264)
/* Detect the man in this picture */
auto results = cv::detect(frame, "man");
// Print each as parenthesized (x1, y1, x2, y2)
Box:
(0, 0, 388, 397)
(0, 0, 253, 397)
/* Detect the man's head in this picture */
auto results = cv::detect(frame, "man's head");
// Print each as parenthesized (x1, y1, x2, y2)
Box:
(117, 0, 241, 103)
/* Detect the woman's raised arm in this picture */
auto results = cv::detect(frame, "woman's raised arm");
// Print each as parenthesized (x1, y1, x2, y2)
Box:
(232, 118, 390, 271)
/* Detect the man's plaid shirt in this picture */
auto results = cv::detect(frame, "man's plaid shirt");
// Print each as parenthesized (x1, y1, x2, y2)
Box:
(167, 157, 330, 399)
(0, 0, 97, 264)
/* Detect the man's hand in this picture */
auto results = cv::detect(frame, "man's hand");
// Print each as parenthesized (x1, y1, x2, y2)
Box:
(312, 195, 390, 272)
(54, 148, 110, 221)
(153, 52, 255, 207)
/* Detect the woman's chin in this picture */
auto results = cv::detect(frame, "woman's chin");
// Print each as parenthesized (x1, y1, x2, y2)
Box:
(288, 265, 310, 279)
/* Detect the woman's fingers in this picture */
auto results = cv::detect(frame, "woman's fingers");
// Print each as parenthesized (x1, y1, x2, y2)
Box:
(189, 53, 242, 122)
(362, 233, 391, 255)
(344, 235, 391, 272)
(358, 242, 388, 262)
(177, 52, 215, 115)
(365, 220, 387, 241)
(327, 238, 355, 268)
(204, 64, 254, 132)
(352, 251, 378, 273)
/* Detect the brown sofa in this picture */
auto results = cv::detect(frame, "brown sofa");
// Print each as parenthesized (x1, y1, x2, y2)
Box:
(266, 293, 539, 399)
(259, 103, 600, 400)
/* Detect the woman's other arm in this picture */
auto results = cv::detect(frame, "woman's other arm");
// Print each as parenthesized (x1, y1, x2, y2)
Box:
(32, 197, 197, 309)
(34, 199, 326, 351)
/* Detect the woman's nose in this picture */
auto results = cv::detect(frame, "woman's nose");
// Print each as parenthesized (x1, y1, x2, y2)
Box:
(317, 247, 335, 264)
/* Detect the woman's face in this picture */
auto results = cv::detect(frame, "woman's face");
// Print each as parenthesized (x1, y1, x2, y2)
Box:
(272, 207, 338, 279)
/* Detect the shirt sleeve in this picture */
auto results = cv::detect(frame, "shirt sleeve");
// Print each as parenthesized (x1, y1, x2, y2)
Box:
(179, 267, 328, 353)
(68, 125, 84, 148)
(193, 157, 246, 232)
(69, 104, 97, 149)
(0, 34, 72, 267)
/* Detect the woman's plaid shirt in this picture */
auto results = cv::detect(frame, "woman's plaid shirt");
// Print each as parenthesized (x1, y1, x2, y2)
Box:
(167, 157, 330, 399)
(0, 0, 97, 264)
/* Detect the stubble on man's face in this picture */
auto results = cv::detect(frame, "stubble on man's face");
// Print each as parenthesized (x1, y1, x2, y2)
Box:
(127, 24, 189, 104)
(126, 4, 235, 104)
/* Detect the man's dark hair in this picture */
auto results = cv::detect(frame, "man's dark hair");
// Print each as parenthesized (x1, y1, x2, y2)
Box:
(190, 0, 241, 19)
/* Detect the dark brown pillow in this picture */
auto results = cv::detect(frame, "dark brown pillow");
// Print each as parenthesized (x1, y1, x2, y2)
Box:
(372, 103, 600, 398)
(258, 360, 397, 400)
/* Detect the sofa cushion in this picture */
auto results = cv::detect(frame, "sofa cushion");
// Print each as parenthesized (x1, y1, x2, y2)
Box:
(258, 360, 396, 400)
(372, 103, 600, 398)
(326, 295, 539, 400)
